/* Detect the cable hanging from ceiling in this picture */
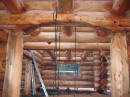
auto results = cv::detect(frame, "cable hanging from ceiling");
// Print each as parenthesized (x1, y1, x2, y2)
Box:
(53, 5, 58, 97)
(53, 5, 78, 97)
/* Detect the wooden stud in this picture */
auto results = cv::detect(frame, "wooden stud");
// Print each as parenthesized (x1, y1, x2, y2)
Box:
(2, 30, 23, 97)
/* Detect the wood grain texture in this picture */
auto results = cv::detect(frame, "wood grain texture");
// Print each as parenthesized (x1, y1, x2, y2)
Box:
(1, 0, 25, 13)
(0, 12, 129, 27)
(111, 32, 130, 97)
(111, 0, 130, 15)
(2, 30, 23, 97)
(24, 59, 32, 95)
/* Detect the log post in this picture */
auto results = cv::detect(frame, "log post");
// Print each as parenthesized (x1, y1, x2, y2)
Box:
(93, 51, 100, 90)
(111, 32, 130, 97)
(2, 30, 23, 97)
(24, 59, 32, 95)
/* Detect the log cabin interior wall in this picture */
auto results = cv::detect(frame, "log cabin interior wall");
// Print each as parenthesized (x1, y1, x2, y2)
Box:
(0, 0, 130, 97)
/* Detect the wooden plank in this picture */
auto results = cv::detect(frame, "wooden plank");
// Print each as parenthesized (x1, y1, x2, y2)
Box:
(1, 0, 25, 13)
(24, 59, 32, 95)
(111, 0, 130, 15)
(24, 42, 110, 50)
(2, 30, 23, 97)
(0, 12, 129, 27)
(111, 32, 130, 97)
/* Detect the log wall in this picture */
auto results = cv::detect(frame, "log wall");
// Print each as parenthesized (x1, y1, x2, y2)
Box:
(0, 49, 130, 95)
(21, 51, 112, 91)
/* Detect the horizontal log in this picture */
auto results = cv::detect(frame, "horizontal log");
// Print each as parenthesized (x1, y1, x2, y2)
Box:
(24, 32, 110, 43)
(42, 50, 91, 57)
(0, 0, 129, 13)
(38, 65, 100, 71)
(39, 27, 96, 32)
(0, 0, 113, 12)
(0, 12, 129, 27)
(34, 83, 94, 89)
(40, 70, 95, 76)
(39, 61, 101, 66)
(42, 56, 94, 61)
(24, 42, 110, 50)
(22, 74, 95, 82)
(36, 80, 94, 86)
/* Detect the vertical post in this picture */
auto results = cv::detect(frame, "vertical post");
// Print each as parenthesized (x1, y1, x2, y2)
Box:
(2, 30, 23, 97)
(111, 32, 130, 97)
(24, 59, 32, 95)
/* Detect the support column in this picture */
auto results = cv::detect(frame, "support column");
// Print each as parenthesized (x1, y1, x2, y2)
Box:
(2, 30, 23, 97)
(111, 32, 130, 97)
(24, 59, 32, 95)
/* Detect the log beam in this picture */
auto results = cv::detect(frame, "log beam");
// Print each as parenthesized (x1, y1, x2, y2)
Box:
(111, 32, 130, 97)
(24, 42, 110, 50)
(2, 30, 23, 97)
(58, 0, 73, 36)
(24, 59, 32, 95)
(0, 0, 119, 12)
(1, 0, 25, 13)
(0, 12, 129, 27)
(111, 0, 130, 15)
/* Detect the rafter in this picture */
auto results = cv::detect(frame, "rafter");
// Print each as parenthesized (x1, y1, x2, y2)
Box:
(58, 0, 73, 36)
(1, 0, 25, 13)
(111, 0, 130, 15)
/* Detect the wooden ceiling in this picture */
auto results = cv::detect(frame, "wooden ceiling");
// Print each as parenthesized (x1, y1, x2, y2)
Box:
(0, 0, 130, 62)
